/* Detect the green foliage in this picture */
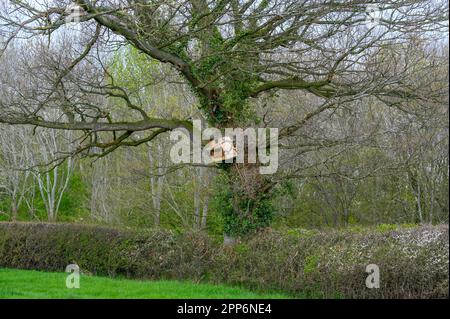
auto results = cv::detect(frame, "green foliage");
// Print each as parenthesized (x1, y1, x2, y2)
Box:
(183, 25, 260, 125)
(109, 46, 159, 92)
(304, 255, 320, 275)
(0, 197, 11, 221)
(376, 223, 398, 233)
(57, 171, 90, 222)
(233, 243, 250, 255)
(1, 222, 447, 298)
(211, 172, 274, 236)
(0, 169, 89, 222)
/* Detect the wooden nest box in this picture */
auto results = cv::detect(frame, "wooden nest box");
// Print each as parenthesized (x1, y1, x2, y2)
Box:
(206, 136, 237, 163)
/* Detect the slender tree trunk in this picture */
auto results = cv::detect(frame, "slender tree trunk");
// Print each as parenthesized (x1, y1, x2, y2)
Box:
(201, 198, 209, 229)
(155, 171, 163, 225)
(193, 182, 201, 229)
(10, 194, 18, 221)
(148, 144, 164, 226)
(416, 183, 423, 223)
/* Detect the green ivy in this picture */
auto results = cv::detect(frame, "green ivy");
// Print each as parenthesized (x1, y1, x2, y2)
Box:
(211, 171, 274, 236)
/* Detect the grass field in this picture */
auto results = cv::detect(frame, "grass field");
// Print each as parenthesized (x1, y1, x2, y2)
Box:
(0, 269, 289, 299)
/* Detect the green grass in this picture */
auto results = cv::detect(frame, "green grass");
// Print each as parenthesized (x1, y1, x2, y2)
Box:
(0, 269, 289, 299)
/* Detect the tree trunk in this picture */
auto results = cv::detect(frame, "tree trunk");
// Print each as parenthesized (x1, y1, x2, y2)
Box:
(148, 144, 164, 226)
(193, 170, 201, 229)
(219, 163, 274, 244)
(201, 198, 209, 229)
(10, 195, 18, 221)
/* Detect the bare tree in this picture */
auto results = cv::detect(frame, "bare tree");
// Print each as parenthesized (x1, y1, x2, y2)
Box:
(0, 0, 447, 237)
(31, 127, 74, 222)
(0, 126, 35, 220)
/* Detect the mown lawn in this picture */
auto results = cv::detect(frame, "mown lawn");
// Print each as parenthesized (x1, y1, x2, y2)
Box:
(0, 269, 289, 299)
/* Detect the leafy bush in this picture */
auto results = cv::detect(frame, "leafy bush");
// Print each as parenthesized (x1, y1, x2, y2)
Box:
(0, 222, 447, 298)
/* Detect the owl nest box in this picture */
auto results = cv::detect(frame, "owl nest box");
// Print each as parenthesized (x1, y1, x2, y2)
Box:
(206, 136, 237, 163)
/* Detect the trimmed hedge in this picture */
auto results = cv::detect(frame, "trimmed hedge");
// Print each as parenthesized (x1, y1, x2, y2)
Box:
(0, 222, 448, 298)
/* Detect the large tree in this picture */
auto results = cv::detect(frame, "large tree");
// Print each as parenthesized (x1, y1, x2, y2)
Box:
(0, 0, 448, 238)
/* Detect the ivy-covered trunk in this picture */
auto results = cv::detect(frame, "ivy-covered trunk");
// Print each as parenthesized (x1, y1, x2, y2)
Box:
(213, 163, 275, 244)
(197, 51, 273, 242)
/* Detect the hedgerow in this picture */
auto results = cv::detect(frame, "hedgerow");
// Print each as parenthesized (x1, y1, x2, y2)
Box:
(0, 222, 447, 298)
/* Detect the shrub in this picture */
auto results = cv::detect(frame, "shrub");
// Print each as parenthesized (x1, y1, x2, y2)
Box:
(0, 222, 448, 298)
